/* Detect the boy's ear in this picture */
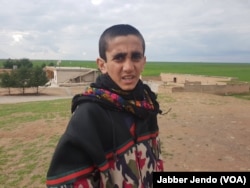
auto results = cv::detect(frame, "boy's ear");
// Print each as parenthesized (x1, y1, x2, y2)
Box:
(142, 56, 146, 71)
(96, 58, 107, 74)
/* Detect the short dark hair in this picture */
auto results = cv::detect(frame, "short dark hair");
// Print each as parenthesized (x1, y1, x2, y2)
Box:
(99, 24, 145, 61)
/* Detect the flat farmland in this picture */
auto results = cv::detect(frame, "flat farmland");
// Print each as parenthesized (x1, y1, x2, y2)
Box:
(1, 60, 250, 82)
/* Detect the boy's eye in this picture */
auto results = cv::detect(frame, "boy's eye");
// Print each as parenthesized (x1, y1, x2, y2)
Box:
(113, 53, 126, 62)
(112, 52, 143, 62)
(131, 53, 143, 61)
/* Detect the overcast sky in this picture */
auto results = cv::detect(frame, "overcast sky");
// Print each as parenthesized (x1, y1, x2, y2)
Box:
(1, 0, 250, 62)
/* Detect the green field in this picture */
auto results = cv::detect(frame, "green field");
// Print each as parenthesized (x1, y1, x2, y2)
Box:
(145, 62, 250, 82)
(1, 59, 250, 82)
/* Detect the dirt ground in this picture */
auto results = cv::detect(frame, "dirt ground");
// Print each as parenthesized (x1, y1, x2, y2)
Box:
(1, 77, 250, 173)
(158, 90, 250, 171)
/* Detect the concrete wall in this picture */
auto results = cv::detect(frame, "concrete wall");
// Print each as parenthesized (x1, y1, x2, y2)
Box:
(69, 71, 99, 83)
(160, 73, 233, 85)
(44, 66, 99, 86)
(55, 68, 97, 83)
(172, 82, 250, 95)
(159, 73, 250, 95)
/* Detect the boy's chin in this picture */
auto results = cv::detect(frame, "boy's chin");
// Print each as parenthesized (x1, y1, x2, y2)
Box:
(119, 84, 137, 91)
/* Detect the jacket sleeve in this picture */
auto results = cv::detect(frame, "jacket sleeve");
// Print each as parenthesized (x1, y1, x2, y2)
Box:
(46, 102, 110, 187)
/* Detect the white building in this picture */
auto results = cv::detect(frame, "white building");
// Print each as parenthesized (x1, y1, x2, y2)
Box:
(44, 66, 100, 86)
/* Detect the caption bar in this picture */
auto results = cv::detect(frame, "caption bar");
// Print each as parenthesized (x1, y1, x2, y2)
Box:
(153, 172, 250, 187)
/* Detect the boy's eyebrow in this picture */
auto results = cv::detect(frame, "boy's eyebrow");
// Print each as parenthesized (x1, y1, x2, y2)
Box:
(131, 51, 143, 56)
(113, 51, 143, 57)
(112, 52, 127, 58)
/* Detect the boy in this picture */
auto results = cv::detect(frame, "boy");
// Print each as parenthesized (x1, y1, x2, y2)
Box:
(46, 24, 164, 188)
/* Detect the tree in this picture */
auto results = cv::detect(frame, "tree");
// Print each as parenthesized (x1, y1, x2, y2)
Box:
(14, 66, 31, 94)
(3, 58, 33, 69)
(3, 58, 18, 69)
(1, 59, 49, 95)
(29, 66, 49, 94)
(48, 62, 55, 66)
(0, 72, 15, 95)
(19, 58, 33, 68)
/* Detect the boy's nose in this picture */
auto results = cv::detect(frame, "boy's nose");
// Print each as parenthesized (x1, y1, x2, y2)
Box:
(123, 59, 134, 71)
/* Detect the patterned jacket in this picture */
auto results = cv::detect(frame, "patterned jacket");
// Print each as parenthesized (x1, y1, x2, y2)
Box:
(46, 81, 164, 187)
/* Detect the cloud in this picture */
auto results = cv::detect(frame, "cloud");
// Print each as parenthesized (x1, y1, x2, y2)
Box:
(12, 34, 23, 43)
(91, 0, 103, 6)
(0, 0, 250, 62)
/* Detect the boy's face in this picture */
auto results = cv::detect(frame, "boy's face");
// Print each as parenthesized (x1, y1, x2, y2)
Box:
(97, 35, 146, 91)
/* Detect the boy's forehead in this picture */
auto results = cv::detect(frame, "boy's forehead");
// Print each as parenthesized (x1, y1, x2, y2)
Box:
(106, 35, 143, 51)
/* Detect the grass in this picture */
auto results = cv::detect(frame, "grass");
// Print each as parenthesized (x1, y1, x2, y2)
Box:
(0, 99, 71, 130)
(0, 99, 71, 187)
(1, 59, 250, 82)
(38, 60, 250, 82)
(229, 93, 250, 100)
(144, 62, 250, 82)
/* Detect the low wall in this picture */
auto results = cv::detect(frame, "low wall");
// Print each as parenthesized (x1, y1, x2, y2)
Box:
(172, 83, 250, 95)
(160, 73, 233, 85)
